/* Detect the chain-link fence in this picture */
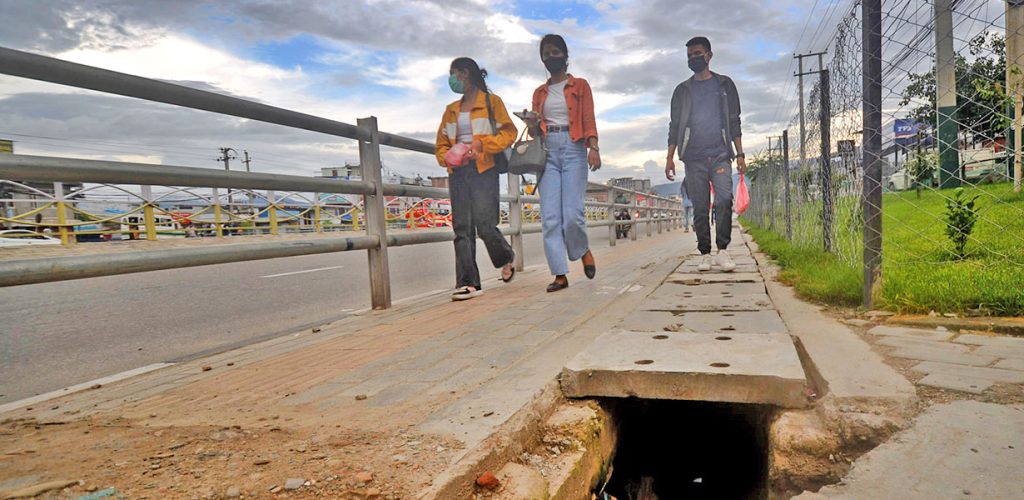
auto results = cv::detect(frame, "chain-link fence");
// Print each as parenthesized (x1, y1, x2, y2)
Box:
(747, 0, 1024, 315)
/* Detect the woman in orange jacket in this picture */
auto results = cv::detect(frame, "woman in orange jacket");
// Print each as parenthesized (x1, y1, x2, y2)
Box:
(434, 57, 517, 301)
(524, 34, 601, 293)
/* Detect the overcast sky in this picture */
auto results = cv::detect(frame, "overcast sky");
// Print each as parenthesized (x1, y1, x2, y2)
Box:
(0, 0, 854, 182)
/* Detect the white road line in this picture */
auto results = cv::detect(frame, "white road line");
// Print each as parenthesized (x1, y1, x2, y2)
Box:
(260, 266, 344, 278)
(0, 363, 174, 415)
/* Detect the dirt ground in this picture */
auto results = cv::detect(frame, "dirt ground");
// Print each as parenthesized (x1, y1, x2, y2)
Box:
(1, 410, 466, 499)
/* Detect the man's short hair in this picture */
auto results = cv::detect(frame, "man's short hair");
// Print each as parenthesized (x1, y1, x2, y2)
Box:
(686, 36, 711, 52)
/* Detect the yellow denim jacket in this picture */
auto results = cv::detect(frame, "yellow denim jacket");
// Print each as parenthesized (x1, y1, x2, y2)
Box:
(434, 91, 518, 173)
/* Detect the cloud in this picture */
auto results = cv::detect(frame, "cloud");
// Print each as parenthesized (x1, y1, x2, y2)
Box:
(0, 0, 818, 181)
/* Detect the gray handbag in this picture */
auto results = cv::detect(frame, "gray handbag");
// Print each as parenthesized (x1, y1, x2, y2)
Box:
(508, 128, 547, 176)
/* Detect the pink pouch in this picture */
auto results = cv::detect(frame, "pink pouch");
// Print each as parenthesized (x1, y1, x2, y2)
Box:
(445, 143, 471, 167)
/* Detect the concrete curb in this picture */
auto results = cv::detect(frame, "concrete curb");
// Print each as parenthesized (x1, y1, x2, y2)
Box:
(741, 230, 920, 496)
(887, 314, 1024, 336)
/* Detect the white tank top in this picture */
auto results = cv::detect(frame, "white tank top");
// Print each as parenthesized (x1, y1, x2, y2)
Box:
(544, 80, 570, 128)
(457, 112, 473, 144)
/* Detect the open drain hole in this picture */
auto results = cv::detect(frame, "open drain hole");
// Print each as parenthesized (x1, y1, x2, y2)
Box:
(601, 399, 770, 499)
(721, 326, 736, 331)
(635, 359, 654, 365)
(652, 335, 669, 340)
(710, 362, 731, 368)
(722, 313, 735, 317)
(716, 336, 733, 341)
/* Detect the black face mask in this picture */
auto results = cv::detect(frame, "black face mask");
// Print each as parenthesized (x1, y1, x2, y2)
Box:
(543, 56, 567, 74)
(688, 55, 708, 73)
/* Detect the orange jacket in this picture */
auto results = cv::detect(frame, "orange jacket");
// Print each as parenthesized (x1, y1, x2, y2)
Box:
(434, 91, 518, 173)
(531, 74, 598, 143)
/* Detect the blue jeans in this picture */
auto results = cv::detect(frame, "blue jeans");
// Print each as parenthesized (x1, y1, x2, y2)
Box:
(682, 205, 694, 230)
(684, 157, 734, 253)
(540, 131, 589, 276)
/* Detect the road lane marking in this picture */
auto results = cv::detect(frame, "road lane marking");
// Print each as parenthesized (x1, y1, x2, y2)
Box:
(260, 266, 344, 278)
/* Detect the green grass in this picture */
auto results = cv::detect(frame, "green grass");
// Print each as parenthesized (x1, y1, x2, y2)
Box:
(743, 182, 1024, 316)
(744, 223, 863, 306)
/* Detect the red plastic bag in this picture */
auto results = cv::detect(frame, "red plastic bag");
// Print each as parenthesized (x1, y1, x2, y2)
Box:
(734, 174, 750, 214)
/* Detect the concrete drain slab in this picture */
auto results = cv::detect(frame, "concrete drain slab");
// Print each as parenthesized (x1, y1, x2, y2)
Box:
(618, 310, 787, 334)
(676, 264, 759, 274)
(667, 272, 762, 284)
(654, 281, 768, 297)
(639, 292, 773, 312)
(561, 331, 808, 407)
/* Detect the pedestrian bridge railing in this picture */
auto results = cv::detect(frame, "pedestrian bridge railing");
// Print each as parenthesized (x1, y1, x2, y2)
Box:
(0, 46, 682, 309)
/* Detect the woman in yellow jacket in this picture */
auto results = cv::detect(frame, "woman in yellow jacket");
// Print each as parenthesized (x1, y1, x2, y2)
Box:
(435, 57, 518, 301)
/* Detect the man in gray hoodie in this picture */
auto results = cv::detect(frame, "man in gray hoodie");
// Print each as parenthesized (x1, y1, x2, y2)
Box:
(665, 36, 746, 272)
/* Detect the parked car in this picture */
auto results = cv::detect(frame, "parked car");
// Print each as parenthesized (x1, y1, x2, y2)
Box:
(887, 167, 937, 191)
(0, 229, 61, 247)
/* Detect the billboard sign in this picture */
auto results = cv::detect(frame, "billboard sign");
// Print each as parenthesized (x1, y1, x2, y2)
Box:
(894, 119, 933, 146)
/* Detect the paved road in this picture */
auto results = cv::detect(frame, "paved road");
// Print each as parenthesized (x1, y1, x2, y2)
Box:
(0, 227, 638, 403)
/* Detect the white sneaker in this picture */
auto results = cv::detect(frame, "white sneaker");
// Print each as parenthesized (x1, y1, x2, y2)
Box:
(697, 253, 713, 272)
(451, 286, 483, 301)
(715, 249, 736, 272)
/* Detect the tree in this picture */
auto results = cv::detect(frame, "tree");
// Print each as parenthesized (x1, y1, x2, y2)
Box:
(899, 33, 1007, 145)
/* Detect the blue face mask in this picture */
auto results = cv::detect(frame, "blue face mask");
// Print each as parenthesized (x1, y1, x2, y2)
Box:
(448, 74, 464, 94)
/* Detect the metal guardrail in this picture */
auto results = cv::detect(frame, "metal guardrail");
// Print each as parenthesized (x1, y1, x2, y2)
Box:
(0, 46, 683, 309)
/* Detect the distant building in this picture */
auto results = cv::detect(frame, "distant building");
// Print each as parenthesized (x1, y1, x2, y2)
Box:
(609, 177, 652, 194)
(320, 164, 361, 180)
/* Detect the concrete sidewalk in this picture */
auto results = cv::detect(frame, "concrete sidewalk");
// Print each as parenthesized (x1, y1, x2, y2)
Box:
(0, 226, 693, 499)
(7, 219, 1018, 499)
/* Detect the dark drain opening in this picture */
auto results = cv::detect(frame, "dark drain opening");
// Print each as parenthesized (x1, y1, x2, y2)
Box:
(600, 399, 771, 500)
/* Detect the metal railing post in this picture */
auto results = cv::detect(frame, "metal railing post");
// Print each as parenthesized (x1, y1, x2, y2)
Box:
(646, 197, 653, 238)
(630, 192, 638, 241)
(862, 0, 883, 309)
(141, 185, 157, 241)
(314, 193, 323, 233)
(658, 199, 664, 234)
(54, 181, 70, 246)
(783, 130, 792, 240)
(268, 190, 279, 235)
(358, 116, 391, 310)
(212, 187, 224, 237)
(607, 187, 616, 247)
(507, 173, 525, 271)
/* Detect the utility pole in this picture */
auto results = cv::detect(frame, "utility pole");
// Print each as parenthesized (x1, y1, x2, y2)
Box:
(796, 56, 832, 252)
(935, 0, 961, 188)
(794, 51, 827, 173)
(217, 147, 237, 206)
(863, 0, 883, 310)
(1008, 0, 1024, 192)
(242, 150, 252, 173)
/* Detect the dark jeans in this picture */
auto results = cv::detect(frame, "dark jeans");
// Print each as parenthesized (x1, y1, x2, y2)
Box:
(684, 157, 733, 254)
(450, 163, 514, 289)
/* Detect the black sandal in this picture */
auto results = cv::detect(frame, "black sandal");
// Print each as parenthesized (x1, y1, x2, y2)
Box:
(546, 276, 569, 293)
(501, 251, 516, 283)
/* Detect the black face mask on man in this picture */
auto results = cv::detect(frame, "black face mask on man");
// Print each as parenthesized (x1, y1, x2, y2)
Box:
(687, 55, 708, 73)
(543, 56, 567, 74)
